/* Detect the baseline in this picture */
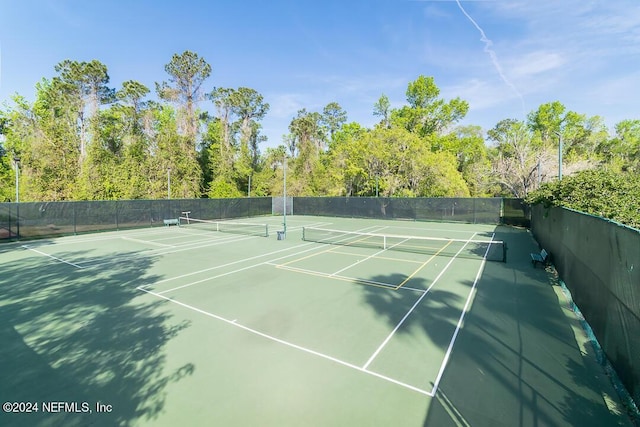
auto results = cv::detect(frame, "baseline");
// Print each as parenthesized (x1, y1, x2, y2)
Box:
(21, 245, 86, 269)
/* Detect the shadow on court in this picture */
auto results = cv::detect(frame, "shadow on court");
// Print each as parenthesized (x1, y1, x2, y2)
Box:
(0, 246, 194, 427)
(361, 226, 632, 427)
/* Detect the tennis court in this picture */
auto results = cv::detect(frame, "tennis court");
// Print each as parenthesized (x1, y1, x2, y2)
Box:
(0, 215, 632, 426)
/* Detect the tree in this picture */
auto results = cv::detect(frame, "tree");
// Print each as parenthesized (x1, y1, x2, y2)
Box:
(156, 51, 211, 145)
(321, 102, 347, 142)
(229, 87, 270, 188)
(597, 119, 640, 172)
(0, 133, 12, 201)
(373, 94, 391, 128)
(75, 80, 154, 200)
(230, 87, 269, 147)
(327, 125, 468, 197)
(1, 80, 85, 200)
(487, 119, 545, 198)
(432, 126, 493, 196)
(527, 101, 607, 161)
(208, 87, 238, 176)
(205, 86, 270, 195)
(527, 100, 565, 146)
(391, 75, 469, 137)
(52, 59, 114, 163)
(288, 109, 325, 178)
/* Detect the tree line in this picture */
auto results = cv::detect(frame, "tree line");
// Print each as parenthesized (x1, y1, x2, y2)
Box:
(1, 50, 639, 204)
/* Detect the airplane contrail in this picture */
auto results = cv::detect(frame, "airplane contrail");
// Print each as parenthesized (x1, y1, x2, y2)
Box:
(454, 0, 526, 116)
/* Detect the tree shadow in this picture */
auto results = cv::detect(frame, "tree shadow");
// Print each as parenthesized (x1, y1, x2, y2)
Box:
(0, 246, 193, 426)
(358, 225, 633, 426)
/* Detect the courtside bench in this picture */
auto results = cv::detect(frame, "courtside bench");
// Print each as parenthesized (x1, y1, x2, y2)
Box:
(163, 218, 179, 226)
(531, 248, 549, 267)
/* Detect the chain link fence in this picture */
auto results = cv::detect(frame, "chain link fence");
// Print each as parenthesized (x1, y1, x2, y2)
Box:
(0, 198, 272, 240)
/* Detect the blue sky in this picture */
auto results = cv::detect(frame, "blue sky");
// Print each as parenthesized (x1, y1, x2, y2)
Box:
(1, 0, 639, 147)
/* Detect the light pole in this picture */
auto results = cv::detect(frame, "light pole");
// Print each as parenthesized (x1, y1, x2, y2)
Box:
(13, 156, 20, 240)
(167, 166, 171, 199)
(282, 155, 287, 236)
(248, 174, 252, 198)
(554, 131, 563, 180)
(13, 156, 20, 203)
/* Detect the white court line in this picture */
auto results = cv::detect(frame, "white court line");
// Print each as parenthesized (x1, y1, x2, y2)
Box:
(154, 225, 387, 294)
(329, 237, 410, 277)
(76, 221, 334, 269)
(268, 263, 427, 293)
(38, 227, 181, 246)
(155, 239, 370, 295)
(137, 286, 432, 396)
(282, 221, 333, 231)
(22, 245, 85, 269)
(145, 242, 315, 290)
(77, 234, 253, 267)
(121, 236, 176, 248)
(270, 263, 398, 290)
(362, 232, 479, 370)
(80, 234, 257, 268)
(429, 233, 495, 396)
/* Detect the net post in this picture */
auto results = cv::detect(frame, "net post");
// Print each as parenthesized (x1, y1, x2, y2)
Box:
(265, 224, 269, 237)
(503, 242, 508, 263)
(383, 235, 387, 250)
(302, 227, 306, 241)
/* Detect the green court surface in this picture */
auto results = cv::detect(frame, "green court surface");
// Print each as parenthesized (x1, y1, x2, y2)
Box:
(0, 216, 633, 426)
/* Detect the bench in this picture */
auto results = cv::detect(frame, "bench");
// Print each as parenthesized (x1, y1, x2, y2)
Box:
(163, 218, 180, 226)
(531, 248, 549, 267)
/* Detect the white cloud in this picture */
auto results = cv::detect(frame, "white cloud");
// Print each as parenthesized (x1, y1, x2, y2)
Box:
(508, 51, 565, 79)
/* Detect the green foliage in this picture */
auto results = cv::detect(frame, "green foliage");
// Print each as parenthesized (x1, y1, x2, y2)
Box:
(0, 147, 14, 202)
(326, 125, 469, 197)
(390, 75, 469, 137)
(373, 94, 391, 128)
(526, 169, 640, 228)
(208, 176, 243, 198)
(597, 119, 640, 172)
(431, 126, 493, 196)
(321, 102, 347, 141)
(2, 57, 639, 205)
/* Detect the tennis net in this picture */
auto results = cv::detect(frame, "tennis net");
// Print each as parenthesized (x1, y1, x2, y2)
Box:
(302, 227, 506, 262)
(179, 217, 269, 237)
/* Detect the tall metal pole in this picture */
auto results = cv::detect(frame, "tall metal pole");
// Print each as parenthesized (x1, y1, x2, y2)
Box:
(14, 157, 20, 240)
(167, 167, 171, 199)
(554, 131, 563, 180)
(248, 174, 251, 198)
(14, 157, 20, 203)
(283, 155, 287, 235)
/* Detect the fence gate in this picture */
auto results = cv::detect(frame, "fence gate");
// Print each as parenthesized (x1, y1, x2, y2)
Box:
(272, 197, 293, 215)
